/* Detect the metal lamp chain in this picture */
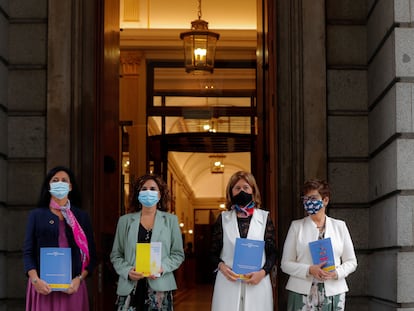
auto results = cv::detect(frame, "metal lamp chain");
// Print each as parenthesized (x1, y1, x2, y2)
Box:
(197, 0, 202, 20)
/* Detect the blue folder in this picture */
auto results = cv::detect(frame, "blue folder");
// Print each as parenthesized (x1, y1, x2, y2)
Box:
(40, 247, 72, 291)
(232, 238, 264, 278)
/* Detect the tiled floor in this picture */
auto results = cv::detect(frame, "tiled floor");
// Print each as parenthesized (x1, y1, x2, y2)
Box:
(175, 284, 214, 311)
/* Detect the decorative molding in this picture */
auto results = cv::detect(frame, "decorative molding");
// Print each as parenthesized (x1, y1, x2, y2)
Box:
(122, 0, 140, 22)
(120, 51, 143, 75)
(120, 29, 257, 50)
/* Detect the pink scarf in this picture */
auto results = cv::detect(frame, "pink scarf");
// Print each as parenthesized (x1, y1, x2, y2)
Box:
(50, 199, 90, 272)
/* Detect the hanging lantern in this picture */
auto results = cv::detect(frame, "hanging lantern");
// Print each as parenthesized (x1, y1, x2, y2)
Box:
(209, 154, 225, 174)
(180, 0, 220, 73)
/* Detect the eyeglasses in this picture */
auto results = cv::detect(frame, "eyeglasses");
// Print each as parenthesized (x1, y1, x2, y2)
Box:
(301, 196, 321, 201)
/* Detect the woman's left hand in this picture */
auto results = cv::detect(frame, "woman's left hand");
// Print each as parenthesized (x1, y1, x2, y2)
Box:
(244, 269, 266, 285)
(64, 276, 81, 295)
(148, 267, 164, 280)
(324, 270, 338, 281)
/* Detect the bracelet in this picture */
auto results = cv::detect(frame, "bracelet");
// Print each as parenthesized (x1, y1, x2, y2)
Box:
(77, 275, 83, 281)
(31, 278, 38, 285)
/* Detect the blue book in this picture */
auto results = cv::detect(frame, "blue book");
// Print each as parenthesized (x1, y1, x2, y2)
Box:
(308, 237, 335, 272)
(40, 247, 72, 291)
(232, 238, 265, 279)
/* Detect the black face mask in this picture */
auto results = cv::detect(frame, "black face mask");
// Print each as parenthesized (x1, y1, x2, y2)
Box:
(232, 191, 253, 206)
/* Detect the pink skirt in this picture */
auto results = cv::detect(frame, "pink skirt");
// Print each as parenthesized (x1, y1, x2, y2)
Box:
(25, 279, 90, 311)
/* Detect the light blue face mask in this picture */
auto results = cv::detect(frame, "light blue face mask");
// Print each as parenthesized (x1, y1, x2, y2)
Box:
(49, 181, 70, 199)
(303, 199, 324, 215)
(138, 190, 160, 208)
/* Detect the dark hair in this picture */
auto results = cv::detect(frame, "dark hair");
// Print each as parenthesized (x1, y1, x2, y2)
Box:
(302, 179, 331, 199)
(37, 166, 82, 207)
(129, 174, 170, 213)
(225, 171, 262, 210)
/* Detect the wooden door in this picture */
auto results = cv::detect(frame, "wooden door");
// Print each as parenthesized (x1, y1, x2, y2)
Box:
(93, 0, 120, 310)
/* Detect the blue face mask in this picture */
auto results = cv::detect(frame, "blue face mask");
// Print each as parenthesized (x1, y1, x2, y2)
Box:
(49, 181, 70, 199)
(138, 190, 160, 208)
(303, 199, 324, 215)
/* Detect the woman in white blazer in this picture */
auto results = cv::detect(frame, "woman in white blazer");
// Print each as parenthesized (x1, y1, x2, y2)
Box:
(281, 179, 357, 310)
(210, 171, 277, 311)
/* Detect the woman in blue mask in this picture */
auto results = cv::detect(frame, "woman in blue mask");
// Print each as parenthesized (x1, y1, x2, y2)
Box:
(280, 179, 357, 310)
(210, 171, 277, 311)
(110, 174, 184, 311)
(23, 166, 97, 311)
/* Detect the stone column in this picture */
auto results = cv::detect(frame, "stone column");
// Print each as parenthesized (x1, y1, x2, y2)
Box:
(368, 1, 414, 309)
(0, 1, 8, 309)
(5, 0, 48, 309)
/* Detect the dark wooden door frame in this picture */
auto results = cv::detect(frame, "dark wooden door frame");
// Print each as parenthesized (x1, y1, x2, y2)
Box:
(94, 0, 120, 310)
(92, 0, 282, 309)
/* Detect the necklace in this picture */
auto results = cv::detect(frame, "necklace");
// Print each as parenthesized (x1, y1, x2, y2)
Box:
(145, 228, 152, 241)
(312, 215, 326, 229)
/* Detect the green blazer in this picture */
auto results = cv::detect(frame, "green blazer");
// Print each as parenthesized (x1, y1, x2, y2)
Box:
(110, 210, 185, 295)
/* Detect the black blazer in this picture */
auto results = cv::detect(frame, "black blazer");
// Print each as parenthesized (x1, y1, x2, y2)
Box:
(23, 206, 97, 279)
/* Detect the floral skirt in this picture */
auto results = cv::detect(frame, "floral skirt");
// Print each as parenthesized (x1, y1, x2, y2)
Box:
(287, 283, 345, 311)
(115, 279, 173, 311)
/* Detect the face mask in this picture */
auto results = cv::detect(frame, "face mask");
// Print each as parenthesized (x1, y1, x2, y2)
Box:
(232, 191, 253, 207)
(303, 199, 324, 215)
(49, 181, 70, 199)
(138, 190, 160, 208)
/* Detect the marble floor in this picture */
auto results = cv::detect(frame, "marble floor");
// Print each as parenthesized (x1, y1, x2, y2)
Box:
(175, 284, 214, 311)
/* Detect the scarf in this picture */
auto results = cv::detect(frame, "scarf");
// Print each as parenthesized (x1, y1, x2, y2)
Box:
(50, 199, 90, 272)
(232, 201, 255, 218)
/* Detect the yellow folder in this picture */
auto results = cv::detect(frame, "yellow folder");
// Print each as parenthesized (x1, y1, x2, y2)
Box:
(135, 242, 162, 277)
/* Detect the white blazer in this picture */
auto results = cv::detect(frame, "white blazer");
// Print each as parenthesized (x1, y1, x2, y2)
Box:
(280, 216, 357, 297)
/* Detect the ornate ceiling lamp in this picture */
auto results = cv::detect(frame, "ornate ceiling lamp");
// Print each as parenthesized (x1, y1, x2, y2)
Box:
(209, 154, 225, 174)
(180, 0, 220, 73)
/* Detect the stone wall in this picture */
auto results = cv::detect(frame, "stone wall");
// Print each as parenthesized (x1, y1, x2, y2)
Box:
(327, 0, 414, 309)
(326, 0, 369, 309)
(0, 1, 9, 309)
(1, 0, 414, 310)
(3, 0, 48, 309)
(367, 0, 414, 309)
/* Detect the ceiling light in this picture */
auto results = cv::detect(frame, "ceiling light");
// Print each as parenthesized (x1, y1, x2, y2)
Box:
(209, 154, 225, 174)
(179, 0, 220, 73)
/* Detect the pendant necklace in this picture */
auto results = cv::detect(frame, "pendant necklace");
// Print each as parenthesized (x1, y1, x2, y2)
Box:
(145, 228, 152, 241)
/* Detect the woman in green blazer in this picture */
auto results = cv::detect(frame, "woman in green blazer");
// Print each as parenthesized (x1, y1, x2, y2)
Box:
(110, 174, 185, 311)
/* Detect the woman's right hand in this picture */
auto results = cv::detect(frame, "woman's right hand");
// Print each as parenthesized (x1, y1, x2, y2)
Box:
(218, 262, 238, 282)
(128, 268, 145, 281)
(33, 279, 52, 295)
(309, 262, 331, 281)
